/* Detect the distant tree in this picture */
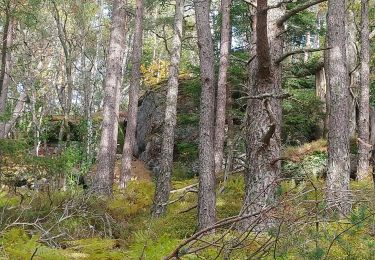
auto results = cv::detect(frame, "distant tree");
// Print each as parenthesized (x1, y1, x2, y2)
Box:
(0, 1, 15, 114)
(357, 0, 370, 180)
(214, 0, 232, 174)
(152, 0, 185, 217)
(120, 0, 144, 189)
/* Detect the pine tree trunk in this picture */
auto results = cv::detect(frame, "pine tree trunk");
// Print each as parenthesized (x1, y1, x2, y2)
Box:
(325, 0, 351, 214)
(194, 0, 217, 230)
(94, 0, 128, 194)
(152, 0, 185, 217)
(347, 10, 359, 140)
(0, 9, 14, 114)
(357, 0, 370, 180)
(120, 0, 144, 189)
(214, 0, 232, 174)
(220, 82, 234, 192)
(241, 0, 283, 230)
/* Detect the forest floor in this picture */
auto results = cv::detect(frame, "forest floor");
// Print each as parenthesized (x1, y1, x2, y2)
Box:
(1, 140, 375, 259)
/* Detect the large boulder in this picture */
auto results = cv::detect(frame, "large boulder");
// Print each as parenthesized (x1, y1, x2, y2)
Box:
(132, 86, 200, 176)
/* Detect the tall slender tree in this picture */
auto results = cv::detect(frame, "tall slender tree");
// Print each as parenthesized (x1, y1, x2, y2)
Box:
(152, 0, 185, 217)
(325, 0, 351, 214)
(0, 2, 14, 114)
(357, 0, 370, 180)
(120, 0, 144, 189)
(194, 0, 217, 230)
(94, 0, 128, 194)
(51, 0, 75, 144)
(214, 0, 232, 174)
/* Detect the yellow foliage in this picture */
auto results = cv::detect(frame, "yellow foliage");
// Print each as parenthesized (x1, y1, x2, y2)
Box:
(141, 59, 170, 87)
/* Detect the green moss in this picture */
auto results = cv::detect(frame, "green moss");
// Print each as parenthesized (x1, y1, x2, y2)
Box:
(66, 238, 125, 260)
(177, 113, 199, 126)
(108, 180, 154, 220)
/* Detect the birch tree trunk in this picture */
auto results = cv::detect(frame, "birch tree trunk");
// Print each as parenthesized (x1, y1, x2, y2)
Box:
(357, 0, 370, 180)
(0, 8, 14, 114)
(152, 0, 185, 217)
(325, 0, 351, 215)
(94, 0, 127, 194)
(214, 0, 232, 174)
(120, 0, 144, 189)
(194, 0, 217, 230)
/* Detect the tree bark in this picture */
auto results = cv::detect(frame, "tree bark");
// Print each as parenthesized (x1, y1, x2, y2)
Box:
(120, 0, 144, 189)
(0, 93, 27, 138)
(241, 0, 284, 230)
(94, 0, 128, 194)
(347, 10, 359, 140)
(357, 0, 370, 180)
(152, 0, 185, 217)
(194, 0, 217, 230)
(315, 66, 327, 138)
(0, 7, 14, 114)
(214, 0, 232, 175)
(325, 0, 351, 214)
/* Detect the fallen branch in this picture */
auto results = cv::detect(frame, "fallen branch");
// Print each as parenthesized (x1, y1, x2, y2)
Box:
(170, 183, 198, 194)
(164, 208, 270, 259)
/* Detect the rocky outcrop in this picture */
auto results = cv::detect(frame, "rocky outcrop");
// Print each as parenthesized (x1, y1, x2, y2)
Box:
(131, 86, 200, 175)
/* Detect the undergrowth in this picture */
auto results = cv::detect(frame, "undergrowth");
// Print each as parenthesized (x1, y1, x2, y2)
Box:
(1, 141, 375, 259)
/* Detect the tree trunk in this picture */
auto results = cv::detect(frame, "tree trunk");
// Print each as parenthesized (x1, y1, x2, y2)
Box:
(0, 93, 27, 138)
(325, 0, 351, 215)
(241, 0, 283, 230)
(357, 0, 370, 180)
(152, 0, 185, 217)
(220, 82, 234, 192)
(347, 10, 359, 140)
(194, 0, 217, 230)
(94, 0, 128, 194)
(214, 0, 232, 174)
(120, 0, 144, 188)
(0, 9, 14, 114)
(315, 66, 327, 138)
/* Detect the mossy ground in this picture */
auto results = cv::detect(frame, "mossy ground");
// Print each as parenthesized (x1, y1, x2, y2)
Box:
(1, 141, 375, 259)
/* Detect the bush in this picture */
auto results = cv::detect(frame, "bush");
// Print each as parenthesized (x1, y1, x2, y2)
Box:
(282, 89, 325, 145)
